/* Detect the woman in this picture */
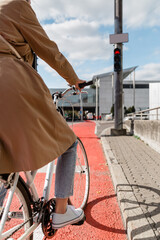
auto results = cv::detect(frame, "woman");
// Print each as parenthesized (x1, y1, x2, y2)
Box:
(0, 0, 85, 229)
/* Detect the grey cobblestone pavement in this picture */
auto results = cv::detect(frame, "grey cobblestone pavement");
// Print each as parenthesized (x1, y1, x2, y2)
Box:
(97, 121, 160, 240)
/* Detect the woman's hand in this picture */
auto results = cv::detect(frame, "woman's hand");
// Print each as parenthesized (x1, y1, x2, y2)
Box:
(75, 79, 86, 92)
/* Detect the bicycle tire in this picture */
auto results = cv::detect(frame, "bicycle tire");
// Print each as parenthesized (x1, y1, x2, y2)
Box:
(68, 137, 90, 210)
(0, 175, 33, 240)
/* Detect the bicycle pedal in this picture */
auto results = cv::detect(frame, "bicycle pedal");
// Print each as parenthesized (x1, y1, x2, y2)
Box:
(72, 215, 86, 226)
(42, 199, 57, 239)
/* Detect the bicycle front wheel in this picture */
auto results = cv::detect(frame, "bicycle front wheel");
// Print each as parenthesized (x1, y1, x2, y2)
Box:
(0, 175, 33, 240)
(69, 137, 90, 210)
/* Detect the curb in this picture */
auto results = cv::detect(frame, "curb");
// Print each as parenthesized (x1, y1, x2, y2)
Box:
(101, 129, 157, 240)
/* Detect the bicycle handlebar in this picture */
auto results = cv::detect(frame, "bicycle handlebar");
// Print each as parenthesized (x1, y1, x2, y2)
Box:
(78, 80, 94, 89)
(52, 80, 95, 100)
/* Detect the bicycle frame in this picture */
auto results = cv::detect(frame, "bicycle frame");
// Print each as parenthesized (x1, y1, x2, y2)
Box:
(0, 159, 56, 240)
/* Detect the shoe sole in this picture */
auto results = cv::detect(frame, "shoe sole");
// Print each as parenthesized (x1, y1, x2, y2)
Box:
(72, 215, 86, 226)
(52, 212, 85, 229)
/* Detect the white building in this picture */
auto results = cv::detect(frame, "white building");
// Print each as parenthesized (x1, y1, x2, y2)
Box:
(149, 83, 160, 120)
(49, 67, 160, 120)
(93, 67, 160, 118)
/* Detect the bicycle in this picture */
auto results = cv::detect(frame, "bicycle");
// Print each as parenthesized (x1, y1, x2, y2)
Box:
(0, 80, 93, 240)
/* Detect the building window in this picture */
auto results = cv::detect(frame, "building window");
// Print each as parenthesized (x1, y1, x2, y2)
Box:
(123, 84, 149, 89)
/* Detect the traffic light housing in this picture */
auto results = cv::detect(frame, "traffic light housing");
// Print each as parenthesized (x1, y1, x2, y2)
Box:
(114, 48, 121, 73)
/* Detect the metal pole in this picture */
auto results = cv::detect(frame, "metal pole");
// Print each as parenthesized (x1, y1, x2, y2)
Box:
(112, 73, 114, 108)
(95, 78, 99, 135)
(133, 70, 135, 108)
(114, 0, 123, 130)
(96, 78, 98, 121)
(80, 92, 83, 121)
(111, 0, 126, 135)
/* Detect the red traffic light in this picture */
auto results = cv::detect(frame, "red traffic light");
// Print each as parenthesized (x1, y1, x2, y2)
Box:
(114, 49, 121, 55)
(114, 48, 121, 72)
(114, 50, 120, 54)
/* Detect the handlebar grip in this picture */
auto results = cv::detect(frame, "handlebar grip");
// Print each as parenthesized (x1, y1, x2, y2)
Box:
(78, 80, 94, 89)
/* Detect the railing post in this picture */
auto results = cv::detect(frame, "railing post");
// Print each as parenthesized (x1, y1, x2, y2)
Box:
(156, 108, 158, 120)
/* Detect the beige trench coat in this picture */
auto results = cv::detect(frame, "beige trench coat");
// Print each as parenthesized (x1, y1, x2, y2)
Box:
(0, 0, 78, 174)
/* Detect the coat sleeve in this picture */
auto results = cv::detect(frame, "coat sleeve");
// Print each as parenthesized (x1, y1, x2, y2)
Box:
(18, 1, 79, 85)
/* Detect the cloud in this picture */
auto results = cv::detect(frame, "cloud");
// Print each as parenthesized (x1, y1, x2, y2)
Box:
(82, 65, 113, 80)
(124, 0, 160, 28)
(136, 63, 160, 80)
(42, 19, 112, 61)
(33, 0, 160, 29)
(32, 0, 113, 25)
(44, 20, 99, 38)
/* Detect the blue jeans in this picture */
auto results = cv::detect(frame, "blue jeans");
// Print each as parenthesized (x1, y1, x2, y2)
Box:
(55, 140, 78, 198)
(0, 140, 78, 206)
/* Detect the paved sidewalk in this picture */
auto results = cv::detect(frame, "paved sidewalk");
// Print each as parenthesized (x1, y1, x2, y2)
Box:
(99, 124, 160, 240)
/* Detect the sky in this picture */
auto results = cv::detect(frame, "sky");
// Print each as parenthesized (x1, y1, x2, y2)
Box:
(31, 0, 160, 88)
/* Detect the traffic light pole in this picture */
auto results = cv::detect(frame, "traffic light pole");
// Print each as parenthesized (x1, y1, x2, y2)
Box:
(111, 0, 126, 136)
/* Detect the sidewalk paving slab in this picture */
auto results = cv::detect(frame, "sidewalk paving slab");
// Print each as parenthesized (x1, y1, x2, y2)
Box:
(100, 126, 160, 240)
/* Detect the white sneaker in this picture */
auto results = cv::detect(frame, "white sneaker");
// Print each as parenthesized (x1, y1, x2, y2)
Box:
(52, 205, 85, 229)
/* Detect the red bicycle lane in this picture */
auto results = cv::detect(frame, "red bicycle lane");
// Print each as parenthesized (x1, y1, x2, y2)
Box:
(52, 120, 127, 240)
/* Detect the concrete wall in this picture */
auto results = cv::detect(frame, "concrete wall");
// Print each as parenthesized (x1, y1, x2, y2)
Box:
(125, 120, 160, 154)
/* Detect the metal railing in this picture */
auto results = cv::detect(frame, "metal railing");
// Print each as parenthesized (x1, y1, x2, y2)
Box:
(126, 106, 160, 120)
